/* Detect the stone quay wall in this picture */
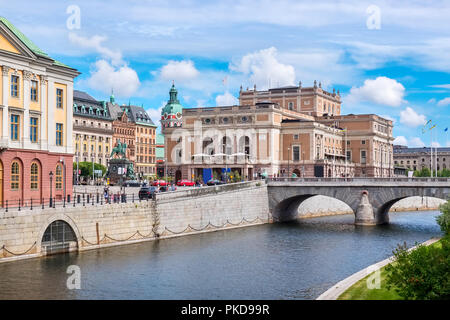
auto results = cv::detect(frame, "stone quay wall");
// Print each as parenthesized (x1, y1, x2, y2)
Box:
(0, 181, 269, 263)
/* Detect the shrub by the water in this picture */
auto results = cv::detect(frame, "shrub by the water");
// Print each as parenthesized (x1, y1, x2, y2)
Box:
(436, 200, 450, 235)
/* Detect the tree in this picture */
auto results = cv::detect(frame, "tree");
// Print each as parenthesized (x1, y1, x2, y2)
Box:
(437, 200, 450, 235)
(73, 162, 107, 178)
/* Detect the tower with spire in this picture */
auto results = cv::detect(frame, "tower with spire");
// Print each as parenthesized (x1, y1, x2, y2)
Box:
(161, 82, 183, 128)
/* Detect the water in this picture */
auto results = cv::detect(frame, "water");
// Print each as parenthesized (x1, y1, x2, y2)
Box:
(0, 210, 442, 300)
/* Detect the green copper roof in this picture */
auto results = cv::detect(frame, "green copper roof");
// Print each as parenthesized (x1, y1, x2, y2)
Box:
(0, 17, 75, 70)
(0, 17, 48, 57)
(162, 84, 183, 115)
(156, 146, 165, 159)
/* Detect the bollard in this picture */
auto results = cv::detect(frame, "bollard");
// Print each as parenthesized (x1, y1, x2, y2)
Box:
(63, 197, 66, 208)
(5, 200, 8, 212)
(18, 199, 21, 211)
(77, 194, 81, 204)
(42, 198, 44, 209)
(53, 197, 56, 208)
(87, 194, 90, 204)
(49, 197, 53, 208)
(30, 198, 33, 210)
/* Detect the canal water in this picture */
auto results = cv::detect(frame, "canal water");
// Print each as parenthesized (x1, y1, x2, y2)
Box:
(0, 210, 442, 300)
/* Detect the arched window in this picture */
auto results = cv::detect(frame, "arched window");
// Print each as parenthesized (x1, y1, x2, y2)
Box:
(11, 161, 20, 190)
(55, 164, 63, 190)
(31, 162, 39, 190)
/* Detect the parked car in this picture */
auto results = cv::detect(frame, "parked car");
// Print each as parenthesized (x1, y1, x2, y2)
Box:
(177, 179, 195, 186)
(138, 186, 157, 200)
(206, 179, 226, 186)
(152, 180, 168, 187)
(123, 180, 141, 187)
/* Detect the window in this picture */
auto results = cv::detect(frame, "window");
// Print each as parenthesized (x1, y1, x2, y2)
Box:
(56, 88, 63, 108)
(11, 75, 19, 97)
(31, 163, 39, 190)
(288, 102, 294, 110)
(55, 164, 63, 190)
(30, 117, 38, 143)
(10, 114, 19, 141)
(11, 161, 20, 190)
(361, 140, 366, 145)
(292, 146, 300, 162)
(31, 80, 38, 101)
(293, 134, 299, 140)
(346, 150, 352, 161)
(361, 150, 367, 164)
(56, 123, 63, 146)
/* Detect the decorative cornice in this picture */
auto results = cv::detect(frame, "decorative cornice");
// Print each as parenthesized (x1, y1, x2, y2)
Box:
(2, 65, 10, 76)
(23, 70, 33, 80)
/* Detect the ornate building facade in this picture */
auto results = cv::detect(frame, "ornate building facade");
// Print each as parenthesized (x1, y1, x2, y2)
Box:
(0, 17, 79, 205)
(73, 90, 113, 169)
(394, 145, 450, 173)
(162, 83, 394, 182)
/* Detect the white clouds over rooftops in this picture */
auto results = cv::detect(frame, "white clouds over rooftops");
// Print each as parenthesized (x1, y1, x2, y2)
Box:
(230, 47, 295, 90)
(346, 77, 405, 107)
(159, 60, 200, 82)
(69, 33, 123, 66)
(399, 107, 427, 128)
(215, 91, 238, 106)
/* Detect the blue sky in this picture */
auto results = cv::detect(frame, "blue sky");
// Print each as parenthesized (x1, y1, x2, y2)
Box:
(1, 0, 450, 146)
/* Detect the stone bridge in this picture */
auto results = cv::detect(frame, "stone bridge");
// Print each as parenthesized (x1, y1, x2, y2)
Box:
(267, 178, 450, 225)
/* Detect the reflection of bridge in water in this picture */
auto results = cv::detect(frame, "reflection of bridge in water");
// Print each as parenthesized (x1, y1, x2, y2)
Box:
(267, 178, 450, 225)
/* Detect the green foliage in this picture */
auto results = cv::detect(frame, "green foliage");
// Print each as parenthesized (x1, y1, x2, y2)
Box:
(230, 170, 241, 182)
(437, 200, 450, 235)
(413, 167, 450, 177)
(73, 162, 107, 177)
(385, 238, 450, 300)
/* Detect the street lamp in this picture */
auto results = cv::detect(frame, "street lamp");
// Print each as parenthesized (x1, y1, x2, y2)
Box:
(92, 156, 95, 185)
(59, 159, 66, 202)
(49, 171, 53, 207)
(302, 152, 305, 178)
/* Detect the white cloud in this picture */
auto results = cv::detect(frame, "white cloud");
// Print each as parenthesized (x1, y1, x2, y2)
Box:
(409, 137, 425, 147)
(215, 91, 238, 106)
(69, 33, 123, 66)
(399, 107, 427, 128)
(87, 60, 140, 97)
(160, 60, 199, 82)
(230, 47, 295, 89)
(346, 77, 405, 107)
(393, 136, 408, 146)
(430, 84, 450, 89)
(437, 97, 450, 106)
(146, 104, 163, 125)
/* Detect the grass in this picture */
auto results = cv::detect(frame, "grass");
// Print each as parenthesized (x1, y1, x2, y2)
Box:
(338, 239, 443, 300)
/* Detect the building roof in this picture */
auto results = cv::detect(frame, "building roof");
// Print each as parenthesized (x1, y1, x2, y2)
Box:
(394, 146, 450, 154)
(162, 84, 183, 115)
(0, 17, 75, 70)
(73, 90, 111, 120)
(126, 105, 156, 127)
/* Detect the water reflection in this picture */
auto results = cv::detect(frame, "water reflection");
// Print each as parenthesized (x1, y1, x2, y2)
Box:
(0, 210, 442, 300)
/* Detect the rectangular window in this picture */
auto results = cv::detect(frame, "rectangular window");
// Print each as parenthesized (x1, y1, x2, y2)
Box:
(10, 75, 19, 97)
(361, 140, 366, 145)
(31, 80, 38, 101)
(56, 88, 63, 108)
(293, 146, 300, 162)
(361, 150, 367, 164)
(56, 123, 63, 146)
(346, 150, 352, 161)
(30, 117, 38, 143)
(10, 114, 19, 141)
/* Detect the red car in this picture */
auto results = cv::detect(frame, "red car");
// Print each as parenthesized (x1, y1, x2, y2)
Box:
(152, 180, 168, 186)
(177, 179, 195, 186)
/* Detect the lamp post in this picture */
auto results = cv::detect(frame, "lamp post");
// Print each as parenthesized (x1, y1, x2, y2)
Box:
(92, 156, 95, 185)
(49, 171, 53, 207)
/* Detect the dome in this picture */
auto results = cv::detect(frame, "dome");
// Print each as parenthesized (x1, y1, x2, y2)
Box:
(161, 83, 183, 116)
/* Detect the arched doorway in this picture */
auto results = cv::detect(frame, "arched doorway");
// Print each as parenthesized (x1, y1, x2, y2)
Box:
(41, 220, 78, 255)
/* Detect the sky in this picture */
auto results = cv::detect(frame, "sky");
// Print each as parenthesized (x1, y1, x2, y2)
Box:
(1, 0, 450, 147)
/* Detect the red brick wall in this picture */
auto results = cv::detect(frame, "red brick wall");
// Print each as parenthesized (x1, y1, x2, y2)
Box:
(0, 149, 73, 206)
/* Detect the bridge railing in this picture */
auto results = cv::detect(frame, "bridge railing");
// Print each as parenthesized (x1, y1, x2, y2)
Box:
(267, 177, 450, 183)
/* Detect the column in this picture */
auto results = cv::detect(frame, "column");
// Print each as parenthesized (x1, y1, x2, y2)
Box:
(2, 66, 9, 143)
(39, 75, 47, 150)
(47, 79, 55, 151)
(66, 82, 73, 154)
(23, 71, 32, 148)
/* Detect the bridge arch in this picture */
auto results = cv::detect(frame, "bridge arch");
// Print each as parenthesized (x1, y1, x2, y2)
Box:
(37, 213, 81, 255)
